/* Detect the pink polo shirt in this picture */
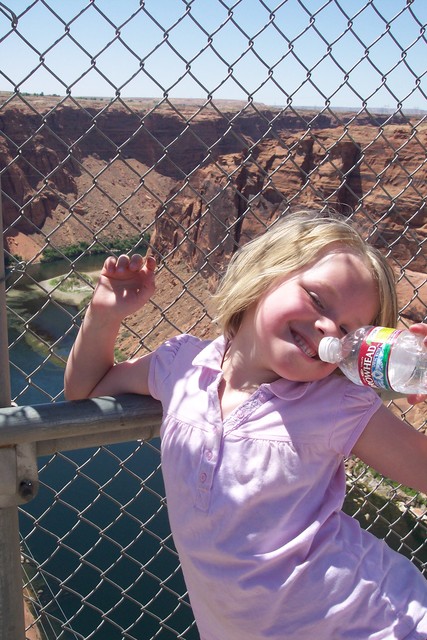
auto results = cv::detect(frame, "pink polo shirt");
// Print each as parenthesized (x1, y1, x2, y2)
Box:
(148, 334, 427, 640)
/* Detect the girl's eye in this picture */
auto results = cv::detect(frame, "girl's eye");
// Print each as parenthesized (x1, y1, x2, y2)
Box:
(308, 291, 324, 310)
(339, 326, 348, 336)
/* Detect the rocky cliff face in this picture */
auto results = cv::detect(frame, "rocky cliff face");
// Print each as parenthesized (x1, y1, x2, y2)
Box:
(1, 96, 426, 323)
(152, 121, 427, 273)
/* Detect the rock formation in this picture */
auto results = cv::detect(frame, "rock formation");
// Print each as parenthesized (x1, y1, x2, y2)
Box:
(1, 95, 425, 326)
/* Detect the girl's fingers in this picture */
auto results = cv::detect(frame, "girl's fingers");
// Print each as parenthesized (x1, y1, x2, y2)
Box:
(129, 254, 144, 271)
(102, 254, 154, 276)
(103, 256, 118, 273)
(116, 254, 131, 271)
(145, 255, 157, 272)
(409, 323, 427, 337)
(407, 393, 426, 405)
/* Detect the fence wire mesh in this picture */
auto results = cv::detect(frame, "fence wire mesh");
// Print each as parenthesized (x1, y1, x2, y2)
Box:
(0, 0, 426, 638)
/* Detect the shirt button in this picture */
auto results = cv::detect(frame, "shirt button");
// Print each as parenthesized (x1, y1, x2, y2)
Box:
(205, 450, 213, 461)
(200, 472, 207, 483)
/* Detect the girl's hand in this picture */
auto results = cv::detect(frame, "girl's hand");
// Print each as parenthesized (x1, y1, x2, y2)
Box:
(90, 254, 156, 321)
(406, 323, 427, 405)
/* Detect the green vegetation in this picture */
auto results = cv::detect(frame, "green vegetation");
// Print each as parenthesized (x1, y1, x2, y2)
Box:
(343, 481, 427, 569)
(350, 460, 426, 506)
(4, 253, 23, 268)
(40, 234, 150, 263)
(49, 273, 95, 291)
(114, 347, 127, 362)
(48, 273, 96, 311)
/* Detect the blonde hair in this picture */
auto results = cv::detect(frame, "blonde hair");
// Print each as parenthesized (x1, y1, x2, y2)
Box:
(213, 210, 398, 340)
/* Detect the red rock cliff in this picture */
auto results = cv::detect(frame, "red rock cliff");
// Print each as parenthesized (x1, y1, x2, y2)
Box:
(1, 97, 425, 296)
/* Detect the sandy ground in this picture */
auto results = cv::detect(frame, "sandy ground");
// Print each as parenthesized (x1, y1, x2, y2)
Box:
(38, 269, 101, 306)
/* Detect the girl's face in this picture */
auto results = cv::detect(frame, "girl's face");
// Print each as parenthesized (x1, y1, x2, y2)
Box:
(235, 248, 380, 385)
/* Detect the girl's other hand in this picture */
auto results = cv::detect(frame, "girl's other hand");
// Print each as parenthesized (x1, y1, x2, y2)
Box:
(406, 323, 427, 405)
(91, 254, 156, 320)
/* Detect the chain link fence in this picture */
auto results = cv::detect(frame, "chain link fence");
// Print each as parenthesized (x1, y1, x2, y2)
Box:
(0, 0, 426, 638)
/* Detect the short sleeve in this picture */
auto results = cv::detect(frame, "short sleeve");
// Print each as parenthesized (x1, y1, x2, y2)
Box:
(329, 381, 383, 456)
(148, 334, 191, 402)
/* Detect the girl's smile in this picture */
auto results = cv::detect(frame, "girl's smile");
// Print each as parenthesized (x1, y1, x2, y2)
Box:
(290, 330, 318, 359)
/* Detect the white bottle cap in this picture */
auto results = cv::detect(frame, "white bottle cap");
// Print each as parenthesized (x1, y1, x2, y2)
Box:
(318, 336, 340, 363)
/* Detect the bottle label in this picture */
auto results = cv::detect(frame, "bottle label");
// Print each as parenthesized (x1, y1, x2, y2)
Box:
(358, 327, 403, 390)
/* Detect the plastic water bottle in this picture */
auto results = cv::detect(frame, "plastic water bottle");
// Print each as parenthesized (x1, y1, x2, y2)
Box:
(318, 326, 427, 395)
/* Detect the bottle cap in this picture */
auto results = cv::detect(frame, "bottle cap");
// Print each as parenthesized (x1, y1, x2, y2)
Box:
(318, 336, 340, 363)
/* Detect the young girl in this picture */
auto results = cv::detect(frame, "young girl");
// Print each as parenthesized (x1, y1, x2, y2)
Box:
(65, 210, 427, 640)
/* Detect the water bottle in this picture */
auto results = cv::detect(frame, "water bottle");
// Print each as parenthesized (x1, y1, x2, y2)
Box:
(318, 326, 427, 395)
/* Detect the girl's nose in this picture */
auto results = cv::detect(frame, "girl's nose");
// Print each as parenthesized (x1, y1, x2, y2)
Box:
(315, 315, 341, 338)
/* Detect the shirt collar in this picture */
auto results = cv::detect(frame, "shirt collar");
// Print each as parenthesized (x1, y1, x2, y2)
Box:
(192, 335, 227, 372)
(193, 335, 310, 400)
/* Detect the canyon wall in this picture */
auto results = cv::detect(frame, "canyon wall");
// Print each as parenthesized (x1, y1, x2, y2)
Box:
(1, 97, 426, 324)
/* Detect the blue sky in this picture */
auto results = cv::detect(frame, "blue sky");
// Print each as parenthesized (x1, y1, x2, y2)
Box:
(0, 0, 426, 109)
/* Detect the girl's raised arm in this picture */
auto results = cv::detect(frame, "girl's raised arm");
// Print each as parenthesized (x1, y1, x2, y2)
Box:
(64, 254, 156, 400)
(352, 402, 427, 495)
(352, 323, 427, 494)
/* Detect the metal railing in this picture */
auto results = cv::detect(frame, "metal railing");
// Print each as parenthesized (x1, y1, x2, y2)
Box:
(0, 1, 426, 638)
(0, 391, 162, 639)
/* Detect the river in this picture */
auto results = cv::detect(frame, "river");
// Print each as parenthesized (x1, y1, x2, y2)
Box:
(7, 257, 197, 640)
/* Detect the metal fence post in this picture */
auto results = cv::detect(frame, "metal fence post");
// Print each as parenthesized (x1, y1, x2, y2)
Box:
(0, 180, 26, 639)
